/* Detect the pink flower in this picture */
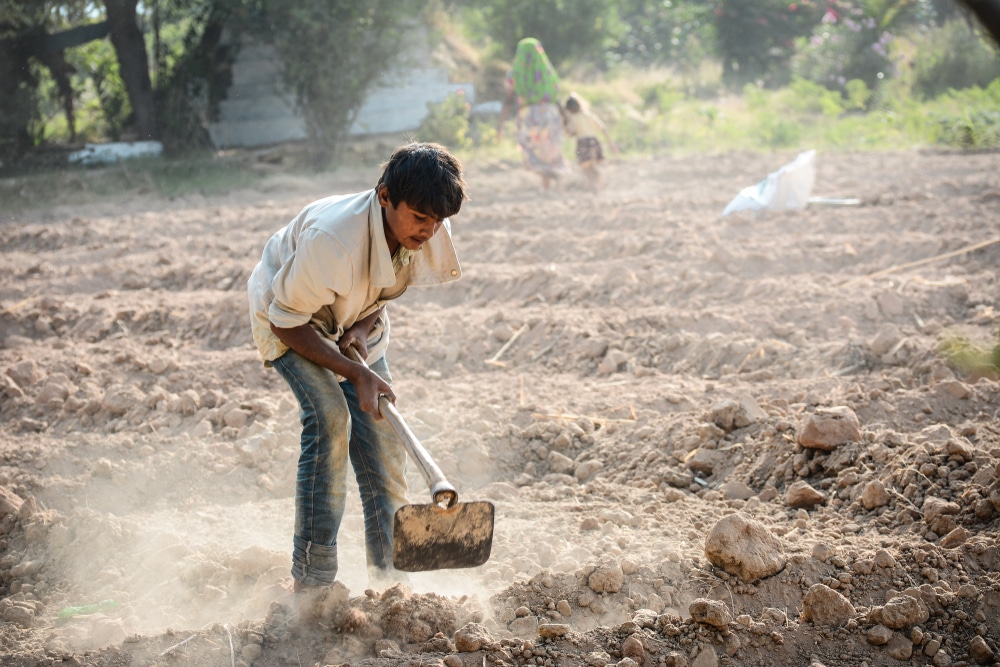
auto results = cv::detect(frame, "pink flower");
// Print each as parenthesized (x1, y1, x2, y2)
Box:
(789, 3, 798, 10)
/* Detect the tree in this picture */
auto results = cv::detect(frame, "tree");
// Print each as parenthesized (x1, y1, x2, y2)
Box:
(103, 0, 156, 139)
(242, 0, 421, 165)
(713, 0, 828, 87)
(454, 0, 619, 68)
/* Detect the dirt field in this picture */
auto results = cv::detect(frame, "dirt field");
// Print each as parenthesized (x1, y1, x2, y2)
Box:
(1, 148, 999, 667)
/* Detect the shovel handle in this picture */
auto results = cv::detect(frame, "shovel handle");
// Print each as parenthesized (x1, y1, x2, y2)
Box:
(346, 346, 457, 509)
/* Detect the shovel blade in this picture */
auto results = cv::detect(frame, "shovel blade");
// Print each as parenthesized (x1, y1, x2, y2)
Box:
(392, 501, 495, 572)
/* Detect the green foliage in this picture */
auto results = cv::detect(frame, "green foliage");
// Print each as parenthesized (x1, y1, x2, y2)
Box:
(909, 19, 1000, 99)
(417, 92, 472, 149)
(455, 0, 619, 68)
(844, 78, 871, 109)
(243, 0, 417, 166)
(69, 38, 131, 141)
(783, 77, 844, 115)
(713, 0, 828, 87)
(792, 4, 898, 92)
(938, 332, 1000, 380)
(638, 81, 685, 113)
(609, 0, 715, 69)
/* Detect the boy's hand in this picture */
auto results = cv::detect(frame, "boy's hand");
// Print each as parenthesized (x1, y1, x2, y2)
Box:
(338, 328, 368, 360)
(353, 366, 396, 420)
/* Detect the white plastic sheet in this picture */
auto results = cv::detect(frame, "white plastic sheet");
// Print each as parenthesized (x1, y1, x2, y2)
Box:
(721, 149, 816, 216)
(68, 141, 163, 166)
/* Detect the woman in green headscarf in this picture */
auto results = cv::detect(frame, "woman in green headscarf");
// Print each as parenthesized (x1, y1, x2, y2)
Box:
(498, 38, 567, 192)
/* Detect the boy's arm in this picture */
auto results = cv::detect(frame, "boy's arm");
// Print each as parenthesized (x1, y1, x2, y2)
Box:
(338, 306, 384, 358)
(270, 321, 395, 417)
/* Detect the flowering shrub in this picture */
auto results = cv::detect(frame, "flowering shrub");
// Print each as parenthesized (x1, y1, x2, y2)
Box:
(791, 3, 899, 95)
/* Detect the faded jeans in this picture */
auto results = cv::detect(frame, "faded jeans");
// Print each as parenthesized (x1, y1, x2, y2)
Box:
(272, 349, 408, 587)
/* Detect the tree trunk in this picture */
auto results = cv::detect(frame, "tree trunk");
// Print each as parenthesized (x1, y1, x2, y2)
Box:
(104, 0, 157, 139)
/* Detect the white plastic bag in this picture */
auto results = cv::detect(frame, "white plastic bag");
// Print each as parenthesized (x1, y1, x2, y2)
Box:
(721, 149, 816, 216)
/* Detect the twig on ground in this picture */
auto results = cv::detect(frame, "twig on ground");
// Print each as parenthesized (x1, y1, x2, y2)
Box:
(158, 634, 197, 657)
(486, 323, 529, 366)
(843, 237, 1000, 286)
(225, 623, 235, 667)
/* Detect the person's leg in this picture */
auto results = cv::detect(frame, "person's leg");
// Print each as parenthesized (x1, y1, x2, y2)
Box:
(341, 356, 409, 583)
(272, 350, 352, 587)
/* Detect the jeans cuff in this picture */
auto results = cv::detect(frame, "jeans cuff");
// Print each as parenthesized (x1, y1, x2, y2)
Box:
(292, 534, 337, 586)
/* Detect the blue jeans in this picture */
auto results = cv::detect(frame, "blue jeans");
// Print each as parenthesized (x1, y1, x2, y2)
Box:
(272, 350, 408, 587)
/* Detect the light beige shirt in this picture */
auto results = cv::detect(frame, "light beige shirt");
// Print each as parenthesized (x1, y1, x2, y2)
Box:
(247, 189, 461, 366)
(564, 109, 605, 139)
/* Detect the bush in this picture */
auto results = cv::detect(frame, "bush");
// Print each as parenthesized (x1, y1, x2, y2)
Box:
(909, 19, 1000, 100)
(713, 0, 828, 87)
(792, 5, 898, 93)
(417, 91, 472, 149)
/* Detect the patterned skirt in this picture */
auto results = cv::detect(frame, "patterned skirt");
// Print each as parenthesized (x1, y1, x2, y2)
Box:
(516, 103, 567, 176)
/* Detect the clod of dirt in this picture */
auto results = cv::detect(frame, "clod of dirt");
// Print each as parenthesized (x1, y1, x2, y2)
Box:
(704, 512, 786, 583)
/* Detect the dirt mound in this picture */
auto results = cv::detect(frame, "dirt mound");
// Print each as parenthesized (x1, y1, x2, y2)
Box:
(0, 149, 998, 666)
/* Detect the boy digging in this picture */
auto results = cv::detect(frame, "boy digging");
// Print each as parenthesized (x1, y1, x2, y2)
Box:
(247, 142, 467, 593)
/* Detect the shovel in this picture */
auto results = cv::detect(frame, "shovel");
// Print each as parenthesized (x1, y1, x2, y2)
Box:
(347, 346, 495, 572)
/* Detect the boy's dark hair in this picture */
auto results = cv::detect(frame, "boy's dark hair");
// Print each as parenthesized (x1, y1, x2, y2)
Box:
(565, 94, 581, 113)
(377, 142, 467, 219)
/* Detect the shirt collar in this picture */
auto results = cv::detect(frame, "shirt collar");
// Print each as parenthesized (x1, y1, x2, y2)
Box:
(369, 190, 401, 288)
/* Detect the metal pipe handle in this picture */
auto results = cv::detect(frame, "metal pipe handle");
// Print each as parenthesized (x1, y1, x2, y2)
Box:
(346, 346, 457, 509)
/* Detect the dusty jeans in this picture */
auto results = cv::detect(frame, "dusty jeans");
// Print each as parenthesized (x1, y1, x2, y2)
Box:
(272, 350, 407, 587)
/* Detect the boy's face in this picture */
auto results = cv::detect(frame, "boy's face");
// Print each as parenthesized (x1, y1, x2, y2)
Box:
(378, 184, 443, 252)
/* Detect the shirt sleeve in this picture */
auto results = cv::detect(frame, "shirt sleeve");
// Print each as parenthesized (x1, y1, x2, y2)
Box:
(267, 228, 354, 329)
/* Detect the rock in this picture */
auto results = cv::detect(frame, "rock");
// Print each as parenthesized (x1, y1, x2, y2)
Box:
(598, 348, 629, 374)
(101, 384, 145, 416)
(548, 451, 575, 475)
(811, 543, 836, 562)
(574, 459, 603, 482)
(861, 480, 890, 509)
(720, 481, 755, 500)
(686, 448, 724, 475)
(537, 623, 569, 638)
(937, 380, 971, 399)
(588, 561, 624, 593)
(1, 603, 34, 628)
(556, 600, 572, 617)
(7, 360, 40, 387)
(878, 594, 929, 629)
(866, 624, 892, 645)
(90, 618, 127, 648)
(241, 644, 262, 662)
(0, 487, 24, 520)
(454, 622, 494, 652)
(873, 549, 896, 568)
(688, 599, 732, 628)
(586, 651, 612, 667)
(870, 323, 903, 356)
(922, 497, 960, 524)
(796, 406, 861, 451)
(621, 635, 645, 662)
(969, 635, 995, 664)
(786, 481, 826, 509)
(691, 645, 719, 667)
(801, 584, 855, 627)
(939, 526, 968, 549)
(662, 468, 694, 488)
(704, 513, 786, 583)
(707, 395, 765, 432)
(508, 615, 537, 637)
(886, 633, 913, 660)
(663, 652, 689, 667)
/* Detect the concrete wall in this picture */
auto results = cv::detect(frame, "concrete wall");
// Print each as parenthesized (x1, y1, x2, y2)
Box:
(208, 39, 474, 149)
